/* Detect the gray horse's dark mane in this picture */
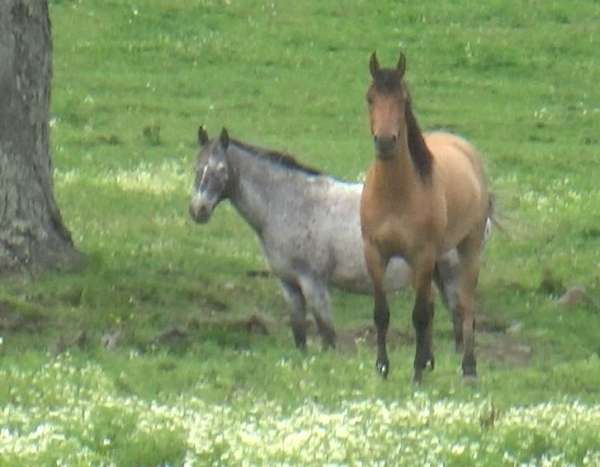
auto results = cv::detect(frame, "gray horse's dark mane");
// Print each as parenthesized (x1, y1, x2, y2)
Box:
(231, 138, 322, 176)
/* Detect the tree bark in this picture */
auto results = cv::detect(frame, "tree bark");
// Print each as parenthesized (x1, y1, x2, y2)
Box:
(0, 0, 81, 274)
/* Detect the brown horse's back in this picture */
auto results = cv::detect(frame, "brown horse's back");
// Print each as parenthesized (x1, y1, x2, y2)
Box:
(426, 131, 486, 181)
(425, 131, 489, 252)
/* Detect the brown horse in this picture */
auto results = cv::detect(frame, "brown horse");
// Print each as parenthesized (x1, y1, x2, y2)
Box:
(360, 51, 491, 383)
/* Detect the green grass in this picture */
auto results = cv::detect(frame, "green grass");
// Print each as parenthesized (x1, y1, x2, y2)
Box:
(1, 0, 599, 464)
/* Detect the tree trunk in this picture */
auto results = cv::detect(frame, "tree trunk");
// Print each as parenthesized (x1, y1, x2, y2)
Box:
(0, 0, 81, 275)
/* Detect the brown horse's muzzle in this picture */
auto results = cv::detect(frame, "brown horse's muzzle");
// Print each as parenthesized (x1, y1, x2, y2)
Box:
(374, 135, 398, 160)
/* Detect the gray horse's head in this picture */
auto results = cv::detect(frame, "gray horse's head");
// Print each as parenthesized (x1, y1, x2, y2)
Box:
(189, 126, 231, 223)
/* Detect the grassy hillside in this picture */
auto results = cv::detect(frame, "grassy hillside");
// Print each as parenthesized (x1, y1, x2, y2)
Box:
(1, 0, 599, 464)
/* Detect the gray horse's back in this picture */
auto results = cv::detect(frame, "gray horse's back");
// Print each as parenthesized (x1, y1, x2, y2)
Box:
(312, 180, 413, 293)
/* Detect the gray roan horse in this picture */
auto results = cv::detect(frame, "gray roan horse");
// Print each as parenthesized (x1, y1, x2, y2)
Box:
(189, 127, 473, 350)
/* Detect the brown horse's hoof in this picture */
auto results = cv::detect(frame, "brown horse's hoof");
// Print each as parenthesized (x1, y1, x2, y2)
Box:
(321, 340, 336, 352)
(427, 355, 435, 371)
(376, 359, 389, 379)
(462, 357, 476, 379)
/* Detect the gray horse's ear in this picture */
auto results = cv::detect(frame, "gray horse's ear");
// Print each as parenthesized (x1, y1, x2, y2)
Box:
(198, 126, 209, 146)
(397, 51, 406, 77)
(219, 127, 229, 149)
(369, 51, 380, 79)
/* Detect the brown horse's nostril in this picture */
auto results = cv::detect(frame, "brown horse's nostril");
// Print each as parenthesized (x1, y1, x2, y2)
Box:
(374, 135, 397, 158)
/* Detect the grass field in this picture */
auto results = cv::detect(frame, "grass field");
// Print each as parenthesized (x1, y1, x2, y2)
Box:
(1, 0, 600, 464)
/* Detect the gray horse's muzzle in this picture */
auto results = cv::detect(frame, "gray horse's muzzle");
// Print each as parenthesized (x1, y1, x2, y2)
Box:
(189, 195, 213, 224)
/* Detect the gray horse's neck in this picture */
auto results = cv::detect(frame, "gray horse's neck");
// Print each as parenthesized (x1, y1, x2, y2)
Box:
(226, 143, 321, 235)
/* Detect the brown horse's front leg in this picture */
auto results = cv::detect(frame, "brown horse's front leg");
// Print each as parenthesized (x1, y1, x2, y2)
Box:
(373, 286, 390, 377)
(412, 258, 435, 384)
(364, 241, 390, 378)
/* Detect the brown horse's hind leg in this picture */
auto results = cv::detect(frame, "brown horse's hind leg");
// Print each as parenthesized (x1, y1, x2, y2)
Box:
(457, 285, 477, 378)
(412, 254, 436, 384)
(456, 229, 485, 379)
(364, 241, 391, 378)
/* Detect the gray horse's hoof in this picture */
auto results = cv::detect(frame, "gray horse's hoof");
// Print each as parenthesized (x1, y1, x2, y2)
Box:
(463, 374, 479, 386)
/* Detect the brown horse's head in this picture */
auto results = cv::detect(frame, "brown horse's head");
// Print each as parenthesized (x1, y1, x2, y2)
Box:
(366, 51, 408, 160)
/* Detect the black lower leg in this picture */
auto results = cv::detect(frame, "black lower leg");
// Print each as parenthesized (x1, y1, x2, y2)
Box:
(315, 316, 336, 350)
(460, 310, 477, 377)
(291, 321, 307, 351)
(412, 296, 434, 382)
(374, 295, 390, 378)
(453, 314, 463, 352)
(462, 353, 477, 377)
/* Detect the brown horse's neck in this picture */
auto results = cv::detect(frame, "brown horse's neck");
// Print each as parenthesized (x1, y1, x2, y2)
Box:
(371, 141, 419, 199)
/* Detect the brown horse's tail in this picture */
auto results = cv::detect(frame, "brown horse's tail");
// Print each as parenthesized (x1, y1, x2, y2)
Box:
(485, 192, 506, 242)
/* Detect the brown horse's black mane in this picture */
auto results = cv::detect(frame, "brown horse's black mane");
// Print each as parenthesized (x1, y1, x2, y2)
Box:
(405, 97, 434, 182)
(231, 138, 322, 176)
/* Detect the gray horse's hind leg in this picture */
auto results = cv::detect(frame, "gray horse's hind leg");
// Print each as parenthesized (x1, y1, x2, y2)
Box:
(297, 275, 336, 350)
(434, 252, 463, 351)
(280, 280, 307, 350)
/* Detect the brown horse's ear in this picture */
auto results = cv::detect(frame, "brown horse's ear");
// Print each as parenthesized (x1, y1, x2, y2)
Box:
(219, 127, 229, 150)
(198, 126, 209, 146)
(369, 51, 380, 79)
(397, 51, 406, 77)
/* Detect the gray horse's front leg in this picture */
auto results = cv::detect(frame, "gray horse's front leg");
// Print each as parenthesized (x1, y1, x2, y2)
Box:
(298, 275, 336, 350)
(280, 280, 307, 350)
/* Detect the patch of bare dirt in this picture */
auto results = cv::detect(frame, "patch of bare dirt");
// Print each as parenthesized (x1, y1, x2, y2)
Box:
(187, 312, 271, 336)
(50, 330, 88, 355)
(557, 285, 599, 310)
(0, 300, 46, 332)
(335, 311, 532, 367)
(477, 334, 532, 367)
(335, 324, 413, 355)
(145, 308, 532, 368)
